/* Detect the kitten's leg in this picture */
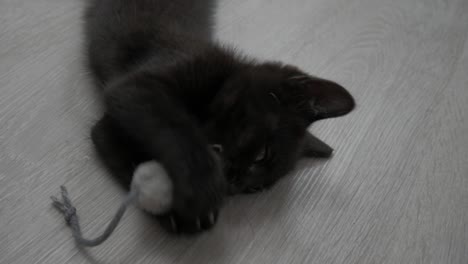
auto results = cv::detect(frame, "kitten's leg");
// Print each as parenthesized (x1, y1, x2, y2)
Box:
(103, 77, 226, 234)
(91, 114, 148, 187)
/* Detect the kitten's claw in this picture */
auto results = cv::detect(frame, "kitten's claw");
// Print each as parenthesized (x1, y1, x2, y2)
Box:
(170, 215, 178, 233)
(159, 210, 219, 234)
(208, 212, 215, 225)
(199, 210, 218, 230)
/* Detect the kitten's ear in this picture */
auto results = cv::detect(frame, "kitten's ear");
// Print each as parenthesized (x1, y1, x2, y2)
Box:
(289, 76, 355, 122)
(302, 132, 333, 158)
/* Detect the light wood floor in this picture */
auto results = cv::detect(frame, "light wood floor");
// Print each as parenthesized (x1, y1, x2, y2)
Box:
(1, 0, 467, 263)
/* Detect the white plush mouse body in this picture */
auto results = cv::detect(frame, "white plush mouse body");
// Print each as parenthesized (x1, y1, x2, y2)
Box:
(131, 161, 173, 214)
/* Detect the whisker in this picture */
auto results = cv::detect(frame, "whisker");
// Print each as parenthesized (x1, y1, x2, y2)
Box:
(289, 75, 309, 81)
(269, 92, 281, 104)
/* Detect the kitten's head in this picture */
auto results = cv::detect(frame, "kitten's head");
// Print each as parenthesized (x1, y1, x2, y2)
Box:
(206, 63, 355, 193)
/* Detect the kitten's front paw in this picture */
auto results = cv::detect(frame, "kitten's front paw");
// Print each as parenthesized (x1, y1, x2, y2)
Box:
(158, 148, 226, 234)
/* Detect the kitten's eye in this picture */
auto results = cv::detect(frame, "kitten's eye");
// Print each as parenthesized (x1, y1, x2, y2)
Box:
(254, 146, 268, 163)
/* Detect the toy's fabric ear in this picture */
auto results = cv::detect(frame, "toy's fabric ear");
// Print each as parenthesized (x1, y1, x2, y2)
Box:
(288, 75, 355, 122)
(302, 131, 333, 158)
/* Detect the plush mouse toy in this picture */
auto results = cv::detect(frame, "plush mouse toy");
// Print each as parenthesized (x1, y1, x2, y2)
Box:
(51, 160, 174, 247)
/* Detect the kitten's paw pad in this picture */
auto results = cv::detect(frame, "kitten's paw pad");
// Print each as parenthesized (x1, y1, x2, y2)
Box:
(159, 210, 219, 234)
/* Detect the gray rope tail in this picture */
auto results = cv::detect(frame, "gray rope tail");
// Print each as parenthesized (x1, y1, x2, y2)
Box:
(51, 186, 137, 247)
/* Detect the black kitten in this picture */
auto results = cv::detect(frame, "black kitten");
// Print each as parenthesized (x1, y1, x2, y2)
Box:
(85, 0, 355, 234)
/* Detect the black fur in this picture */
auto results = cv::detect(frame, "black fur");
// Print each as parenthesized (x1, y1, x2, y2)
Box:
(85, 0, 355, 234)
